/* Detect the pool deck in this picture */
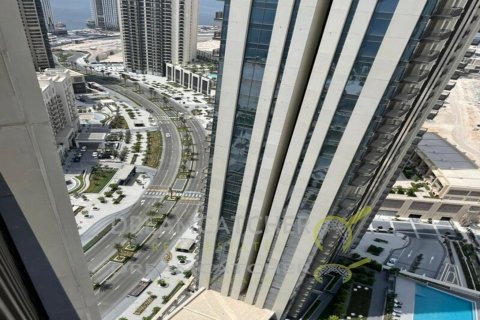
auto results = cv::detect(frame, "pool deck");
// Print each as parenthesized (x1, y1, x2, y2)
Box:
(395, 277, 415, 320)
(395, 275, 480, 320)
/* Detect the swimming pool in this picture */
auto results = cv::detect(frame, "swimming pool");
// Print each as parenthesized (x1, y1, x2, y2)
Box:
(414, 284, 474, 320)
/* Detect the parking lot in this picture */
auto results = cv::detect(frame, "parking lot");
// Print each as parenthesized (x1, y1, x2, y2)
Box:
(370, 218, 455, 278)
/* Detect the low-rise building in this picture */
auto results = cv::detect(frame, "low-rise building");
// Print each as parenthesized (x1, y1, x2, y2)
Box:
(166, 63, 213, 95)
(381, 132, 480, 222)
(37, 69, 80, 160)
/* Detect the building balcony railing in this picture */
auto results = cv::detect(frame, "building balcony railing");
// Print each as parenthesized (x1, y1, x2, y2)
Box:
(377, 123, 401, 134)
(402, 70, 429, 83)
(392, 88, 419, 101)
(385, 102, 410, 118)
(434, 7, 463, 18)
(351, 174, 373, 187)
(411, 50, 440, 63)
(340, 196, 361, 210)
(364, 151, 384, 163)
(370, 137, 391, 149)
(422, 29, 452, 42)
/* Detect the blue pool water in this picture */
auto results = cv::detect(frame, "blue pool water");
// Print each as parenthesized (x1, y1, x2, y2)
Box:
(414, 284, 474, 320)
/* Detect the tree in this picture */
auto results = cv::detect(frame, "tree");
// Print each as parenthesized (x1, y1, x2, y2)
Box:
(153, 201, 163, 209)
(146, 210, 157, 223)
(114, 243, 123, 256)
(123, 232, 136, 246)
(162, 96, 169, 109)
(125, 130, 131, 144)
(100, 69, 105, 77)
(95, 55, 100, 63)
(119, 147, 129, 161)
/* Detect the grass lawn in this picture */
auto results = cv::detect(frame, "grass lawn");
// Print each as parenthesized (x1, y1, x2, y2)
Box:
(346, 284, 372, 317)
(69, 174, 85, 194)
(85, 167, 117, 193)
(130, 154, 139, 164)
(110, 115, 129, 129)
(144, 131, 162, 168)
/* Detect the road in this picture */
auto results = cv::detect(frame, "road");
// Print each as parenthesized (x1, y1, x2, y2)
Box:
(75, 73, 209, 316)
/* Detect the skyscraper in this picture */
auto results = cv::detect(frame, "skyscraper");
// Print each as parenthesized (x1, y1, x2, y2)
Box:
(119, 0, 198, 75)
(39, 0, 55, 32)
(16, 0, 55, 70)
(0, 1, 100, 319)
(90, 0, 120, 30)
(199, 0, 480, 318)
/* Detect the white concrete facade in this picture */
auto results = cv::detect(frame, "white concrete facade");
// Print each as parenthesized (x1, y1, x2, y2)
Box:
(200, 0, 480, 318)
(37, 69, 80, 159)
(0, 0, 100, 318)
(119, 0, 198, 75)
(16, 0, 55, 70)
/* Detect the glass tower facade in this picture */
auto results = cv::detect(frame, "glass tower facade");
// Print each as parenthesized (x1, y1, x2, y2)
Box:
(200, 0, 480, 318)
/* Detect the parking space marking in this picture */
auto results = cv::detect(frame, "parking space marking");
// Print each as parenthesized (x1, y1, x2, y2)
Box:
(409, 219, 420, 239)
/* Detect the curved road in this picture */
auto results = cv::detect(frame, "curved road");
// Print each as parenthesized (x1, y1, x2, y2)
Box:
(77, 74, 209, 316)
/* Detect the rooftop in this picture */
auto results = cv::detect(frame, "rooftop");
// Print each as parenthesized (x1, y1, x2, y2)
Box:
(418, 132, 480, 188)
(112, 164, 135, 181)
(76, 132, 106, 141)
(167, 289, 274, 320)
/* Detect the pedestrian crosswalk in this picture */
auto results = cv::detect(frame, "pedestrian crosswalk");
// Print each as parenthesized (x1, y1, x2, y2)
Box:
(143, 189, 203, 200)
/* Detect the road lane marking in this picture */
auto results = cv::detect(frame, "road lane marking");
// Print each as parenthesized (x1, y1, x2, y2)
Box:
(114, 285, 120, 291)
(169, 232, 177, 240)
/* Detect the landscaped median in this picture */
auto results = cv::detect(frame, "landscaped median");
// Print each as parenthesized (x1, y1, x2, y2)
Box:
(85, 166, 117, 193)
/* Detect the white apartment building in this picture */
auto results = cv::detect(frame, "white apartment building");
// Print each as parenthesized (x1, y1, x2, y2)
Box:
(119, 0, 198, 75)
(0, 1, 100, 318)
(199, 0, 480, 319)
(16, 0, 55, 70)
(39, 0, 55, 32)
(90, 0, 120, 30)
(37, 69, 80, 160)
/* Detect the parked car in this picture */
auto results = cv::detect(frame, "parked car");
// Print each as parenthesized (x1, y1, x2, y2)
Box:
(92, 152, 98, 157)
(386, 258, 398, 267)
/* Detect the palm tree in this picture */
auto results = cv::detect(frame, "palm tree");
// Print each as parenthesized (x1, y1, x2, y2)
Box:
(153, 201, 163, 210)
(123, 232, 136, 246)
(114, 243, 123, 256)
(146, 210, 157, 223)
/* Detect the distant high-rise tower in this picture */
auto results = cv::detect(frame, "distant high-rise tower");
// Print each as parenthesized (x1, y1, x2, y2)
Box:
(119, 0, 198, 75)
(199, 0, 480, 318)
(40, 0, 55, 32)
(90, 0, 119, 30)
(0, 1, 100, 319)
(16, 0, 55, 70)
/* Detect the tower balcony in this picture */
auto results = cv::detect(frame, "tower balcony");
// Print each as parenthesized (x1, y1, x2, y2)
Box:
(392, 88, 419, 102)
(422, 29, 452, 42)
(411, 50, 440, 63)
(385, 102, 410, 118)
(364, 151, 384, 164)
(402, 70, 429, 83)
(351, 174, 373, 187)
(434, 7, 463, 18)
(340, 196, 361, 210)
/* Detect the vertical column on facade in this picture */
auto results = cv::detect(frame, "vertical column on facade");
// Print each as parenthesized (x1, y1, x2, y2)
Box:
(229, 0, 336, 300)
(244, 0, 355, 304)
(361, 0, 480, 230)
(271, 1, 427, 315)
(198, 0, 254, 288)
(219, 0, 298, 297)
(254, 0, 378, 308)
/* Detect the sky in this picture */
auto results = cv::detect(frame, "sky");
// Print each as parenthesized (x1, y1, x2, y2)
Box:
(49, 0, 224, 30)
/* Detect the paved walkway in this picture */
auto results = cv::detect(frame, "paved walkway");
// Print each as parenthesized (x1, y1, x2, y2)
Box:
(395, 277, 415, 320)
(368, 271, 389, 320)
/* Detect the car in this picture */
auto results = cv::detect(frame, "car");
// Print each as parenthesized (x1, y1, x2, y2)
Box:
(81, 146, 87, 152)
(92, 207, 99, 211)
(166, 133, 171, 138)
(92, 152, 98, 157)
(386, 258, 398, 267)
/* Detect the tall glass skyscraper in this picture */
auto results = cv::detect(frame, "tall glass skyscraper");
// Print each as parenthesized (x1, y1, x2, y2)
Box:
(199, 0, 480, 318)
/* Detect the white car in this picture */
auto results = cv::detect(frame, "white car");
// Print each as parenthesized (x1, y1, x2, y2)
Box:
(386, 258, 398, 267)
(92, 152, 98, 157)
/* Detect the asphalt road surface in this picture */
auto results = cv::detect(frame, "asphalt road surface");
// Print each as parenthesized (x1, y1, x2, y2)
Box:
(73, 72, 209, 315)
